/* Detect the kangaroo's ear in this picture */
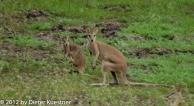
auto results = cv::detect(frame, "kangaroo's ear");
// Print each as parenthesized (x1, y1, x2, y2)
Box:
(82, 25, 89, 33)
(62, 36, 68, 43)
(92, 27, 98, 35)
(67, 36, 71, 43)
(84, 27, 90, 34)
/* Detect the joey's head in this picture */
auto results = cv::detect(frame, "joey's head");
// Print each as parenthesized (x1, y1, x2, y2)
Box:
(62, 36, 70, 55)
(86, 28, 98, 43)
(63, 36, 70, 46)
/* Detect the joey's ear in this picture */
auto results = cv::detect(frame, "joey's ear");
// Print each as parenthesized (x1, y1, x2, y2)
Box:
(84, 27, 90, 34)
(82, 25, 89, 33)
(66, 36, 70, 41)
(67, 36, 74, 44)
(62, 36, 69, 43)
(92, 27, 98, 35)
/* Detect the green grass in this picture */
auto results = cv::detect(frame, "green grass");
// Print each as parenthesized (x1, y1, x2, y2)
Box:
(0, 0, 194, 105)
(28, 22, 54, 31)
(9, 35, 56, 49)
(127, 54, 194, 86)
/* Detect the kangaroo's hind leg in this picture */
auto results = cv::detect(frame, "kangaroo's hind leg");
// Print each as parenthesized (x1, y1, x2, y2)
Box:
(90, 61, 114, 86)
(110, 71, 118, 85)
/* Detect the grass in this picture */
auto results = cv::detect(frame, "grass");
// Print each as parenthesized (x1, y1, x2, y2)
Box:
(9, 35, 56, 49)
(28, 22, 54, 31)
(0, 0, 194, 105)
(128, 54, 194, 86)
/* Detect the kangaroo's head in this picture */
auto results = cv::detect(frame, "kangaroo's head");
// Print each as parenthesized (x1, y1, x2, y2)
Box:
(86, 28, 98, 43)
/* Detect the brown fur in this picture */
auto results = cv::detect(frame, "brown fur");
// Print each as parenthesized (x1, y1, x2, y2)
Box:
(87, 28, 128, 84)
(63, 38, 85, 74)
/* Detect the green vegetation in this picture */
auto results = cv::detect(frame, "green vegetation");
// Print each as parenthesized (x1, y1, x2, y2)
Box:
(9, 35, 56, 49)
(0, 0, 194, 105)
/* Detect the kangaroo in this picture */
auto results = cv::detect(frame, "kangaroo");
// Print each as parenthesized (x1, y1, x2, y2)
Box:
(86, 27, 170, 87)
(63, 37, 85, 74)
(86, 28, 128, 85)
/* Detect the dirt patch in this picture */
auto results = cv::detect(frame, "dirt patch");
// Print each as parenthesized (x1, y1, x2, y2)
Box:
(0, 42, 23, 57)
(36, 31, 67, 52)
(120, 34, 155, 41)
(128, 63, 159, 74)
(51, 20, 127, 38)
(102, 4, 132, 12)
(174, 49, 194, 54)
(0, 13, 25, 35)
(51, 24, 87, 33)
(28, 48, 51, 59)
(26, 10, 48, 21)
(0, 42, 46, 59)
(51, 21, 127, 38)
(129, 48, 194, 58)
(0, 40, 63, 60)
(51, 24, 65, 32)
(96, 22, 125, 38)
(11, 13, 26, 23)
(127, 35, 147, 41)
(37, 31, 61, 41)
(129, 48, 172, 58)
(126, 34, 194, 41)
(162, 35, 175, 40)
(66, 25, 87, 33)
(161, 35, 194, 41)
